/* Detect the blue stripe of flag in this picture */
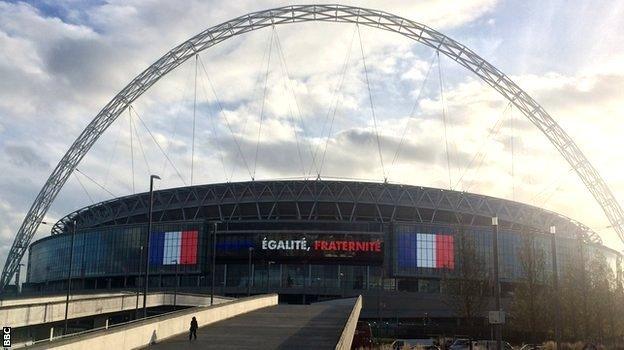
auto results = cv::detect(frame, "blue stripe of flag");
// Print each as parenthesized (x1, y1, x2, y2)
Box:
(149, 232, 165, 265)
(397, 232, 416, 268)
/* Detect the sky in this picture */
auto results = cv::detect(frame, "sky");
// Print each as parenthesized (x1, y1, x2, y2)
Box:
(1, 0, 624, 277)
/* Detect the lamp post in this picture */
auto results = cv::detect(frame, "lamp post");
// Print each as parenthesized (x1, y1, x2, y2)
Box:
(491, 217, 502, 350)
(14, 263, 24, 294)
(143, 174, 160, 318)
(377, 267, 384, 326)
(247, 247, 254, 296)
(135, 245, 143, 319)
(45, 266, 50, 290)
(64, 220, 77, 335)
(267, 261, 275, 293)
(210, 221, 219, 306)
(550, 226, 561, 350)
(39, 221, 54, 296)
(172, 259, 178, 310)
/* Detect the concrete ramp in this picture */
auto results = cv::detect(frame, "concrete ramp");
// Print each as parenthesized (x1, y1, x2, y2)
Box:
(24, 294, 278, 350)
(148, 296, 362, 350)
(19, 295, 361, 350)
(1, 292, 231, 328)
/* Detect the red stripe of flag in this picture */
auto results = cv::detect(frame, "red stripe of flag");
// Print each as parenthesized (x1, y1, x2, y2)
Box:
(180, 230, 198, 265)
(435, 235, 455, 269)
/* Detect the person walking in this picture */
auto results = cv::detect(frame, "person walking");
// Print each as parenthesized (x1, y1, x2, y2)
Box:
(189, 316, 198, 341)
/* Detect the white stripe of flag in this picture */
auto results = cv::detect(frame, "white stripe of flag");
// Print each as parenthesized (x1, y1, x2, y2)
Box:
(163, 231, 181, 265)
(416, 233, 436, 268)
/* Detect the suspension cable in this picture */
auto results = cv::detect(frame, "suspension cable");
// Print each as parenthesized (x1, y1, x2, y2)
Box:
(437, 51, 452, 190)
(460, 106, 510, 193)
(357, 24, 386, 181)
(191, 54, 198, 186)
(390, 52, 437, 172)
(226, 30, 275, 181)
(454, 102, 512, 190)
(530, 167, 575, 204)
(195, 55, 229, 182)
(315, 26, 358, 178)
(128, 108, 135, 194)
(75, 168, 117, 198)
(161, 58, 195, 180)
(273, 28, 308, 177)
(131, 113, 152, 175)
(73, 172, 95, 204)
(197, 54, 255, 181)
(540, 175, 571, 206)
(252, 28, 275, 181)
(510, 104, 515, 200)
(130, 105, 187, 185)
(103, 117, 123, 188)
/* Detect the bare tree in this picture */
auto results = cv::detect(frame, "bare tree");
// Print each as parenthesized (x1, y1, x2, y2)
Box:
(558, 242, 621, 344)
(559, 239, 588, 342)
(586, 250, 616, 343)
(610, 278, 624, 344)
(509, 233, 551, 343)
(442, 228, 490, 331)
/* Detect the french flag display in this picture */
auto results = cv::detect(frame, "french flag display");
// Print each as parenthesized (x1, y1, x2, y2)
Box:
(398, 233, 454, 269)
(149, 231, 198, 265)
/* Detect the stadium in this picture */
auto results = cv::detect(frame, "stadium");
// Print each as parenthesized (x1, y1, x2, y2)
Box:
(2, 4, 624, 345)
(24, 179, 622, 335)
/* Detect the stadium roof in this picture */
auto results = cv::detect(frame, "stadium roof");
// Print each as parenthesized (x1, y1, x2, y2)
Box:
(51, 180, 600, 243)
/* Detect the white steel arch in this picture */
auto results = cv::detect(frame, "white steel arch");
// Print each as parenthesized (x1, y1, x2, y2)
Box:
(2, 4, 622, 290)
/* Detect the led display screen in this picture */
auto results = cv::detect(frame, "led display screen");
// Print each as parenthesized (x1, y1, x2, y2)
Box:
(149, 230, 199, 266)
(215, 232, 383, 262)
(397, 232, 454, 270)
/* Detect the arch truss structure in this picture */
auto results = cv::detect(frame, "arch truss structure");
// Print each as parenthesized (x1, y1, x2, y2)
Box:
(2, 4, 622, 290)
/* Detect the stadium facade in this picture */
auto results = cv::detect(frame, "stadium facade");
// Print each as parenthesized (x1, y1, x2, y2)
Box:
(25, 180, 622, 329)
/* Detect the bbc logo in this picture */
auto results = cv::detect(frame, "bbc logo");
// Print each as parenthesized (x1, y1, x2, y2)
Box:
(2, 327, 10, 348)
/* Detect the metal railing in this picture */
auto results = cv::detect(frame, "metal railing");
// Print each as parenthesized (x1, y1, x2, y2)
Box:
(12, 294, 233, 349)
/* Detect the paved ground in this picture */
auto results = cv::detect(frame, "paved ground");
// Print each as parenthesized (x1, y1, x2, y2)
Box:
(147, 303, 353, 349)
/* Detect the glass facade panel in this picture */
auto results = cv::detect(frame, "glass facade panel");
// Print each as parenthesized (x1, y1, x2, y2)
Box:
(26, 219, 622, 296)
(368, 266, 382, 289)
(268, 263, 281, 288)
(392, 222, 600, 284)
(340, 265, 367, 290)
(498, 230, 521, 280)
(311, 265, 338, 289)
(253, 264, 269, 289)
(226, 264, 248, 288)
(27, 222, 202, 284)
(418, 279, 440, 293)
(283, 264, 305, 288)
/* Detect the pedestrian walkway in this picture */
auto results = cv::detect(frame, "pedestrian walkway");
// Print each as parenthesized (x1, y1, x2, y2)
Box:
(0, 292, 230, 328)
(147, 303, 354, 349)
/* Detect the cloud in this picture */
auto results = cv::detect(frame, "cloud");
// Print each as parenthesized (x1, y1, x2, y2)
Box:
(4, 144, 50, 170)
(3, 0, 624, 279)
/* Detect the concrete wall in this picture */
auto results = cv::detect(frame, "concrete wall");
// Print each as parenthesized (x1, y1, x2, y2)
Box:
(335, 295, 362, 350)
(1, 292, 231, 328)
(0, 292, 134, 307)
(25, 294, 278, 350)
